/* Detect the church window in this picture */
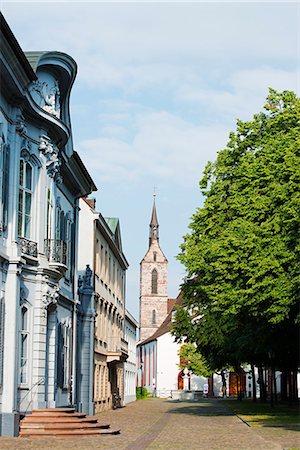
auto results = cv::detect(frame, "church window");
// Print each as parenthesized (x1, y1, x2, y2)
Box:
(151, 269, 158, 294)
(152, 309, 156, 324)
(18, 159, 33, 238)
(20, 306, 29, 384)
(153, 252, 157, 262)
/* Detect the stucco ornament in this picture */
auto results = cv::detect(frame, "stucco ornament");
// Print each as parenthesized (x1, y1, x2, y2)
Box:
(42, 286, 60, 317)
(16, 115, 27, 136)
(39, 135, 62, 183)
(30, 80, 60, 118)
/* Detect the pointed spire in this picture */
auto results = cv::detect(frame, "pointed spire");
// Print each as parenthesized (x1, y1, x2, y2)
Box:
(149, 191, 159, 247)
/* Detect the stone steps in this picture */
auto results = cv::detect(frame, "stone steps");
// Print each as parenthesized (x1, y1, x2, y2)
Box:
(22, 416, 99, 423)
(19, 408, 120, 437)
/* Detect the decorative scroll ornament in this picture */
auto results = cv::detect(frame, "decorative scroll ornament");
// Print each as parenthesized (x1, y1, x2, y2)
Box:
(16, 115, 27, 136)
(30, 80, 60, 118)
(39, 135, 62, 183)
(42, 286, 60, 317)
(20, 141, 42, 168)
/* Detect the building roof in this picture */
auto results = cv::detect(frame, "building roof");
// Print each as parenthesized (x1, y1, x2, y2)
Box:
(105, 217, 119, 235)
(139, 294, 182, 345)
(167, 298, 177, 314)
(25, 51, 48, 72)
(149, 197, 159, 246)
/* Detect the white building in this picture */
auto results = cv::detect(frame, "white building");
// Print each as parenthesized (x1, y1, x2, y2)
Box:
(138, 300, 207, 398)
(124, 310, 138, 404)
(0, 14, 96, 436)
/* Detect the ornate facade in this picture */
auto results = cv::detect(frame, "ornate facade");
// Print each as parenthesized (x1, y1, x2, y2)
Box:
(0, 14, 96, 436)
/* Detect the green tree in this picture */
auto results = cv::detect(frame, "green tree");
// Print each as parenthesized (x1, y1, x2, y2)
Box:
(179, 343, 212, 377)
(172, 90, 300, 378)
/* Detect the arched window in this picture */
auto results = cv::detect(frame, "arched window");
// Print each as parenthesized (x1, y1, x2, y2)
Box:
(152, 309, 156, 324)
(151, 269, 158, 294)
(20, 306, 29, 384)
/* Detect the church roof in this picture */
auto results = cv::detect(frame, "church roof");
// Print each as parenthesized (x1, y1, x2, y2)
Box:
(150, 199, 158, 227)
(139, 294, 182, 345)
(149, 197, 159, 247)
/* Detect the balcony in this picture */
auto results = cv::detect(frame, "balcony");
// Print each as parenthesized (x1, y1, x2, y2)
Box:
(44, 239, 67, 271)
(107, 336, 128, 363)
(18, 237, 38, 258)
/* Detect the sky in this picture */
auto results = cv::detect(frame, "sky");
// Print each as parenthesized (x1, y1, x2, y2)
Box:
(1, 1, 299, 319)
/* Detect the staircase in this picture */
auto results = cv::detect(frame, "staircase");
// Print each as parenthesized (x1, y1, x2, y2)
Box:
(19, 407, 120, 437)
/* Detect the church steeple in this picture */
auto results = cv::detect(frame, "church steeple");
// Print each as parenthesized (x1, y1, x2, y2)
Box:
(140, 192, 168, 342)
(149, 195, 159, 247)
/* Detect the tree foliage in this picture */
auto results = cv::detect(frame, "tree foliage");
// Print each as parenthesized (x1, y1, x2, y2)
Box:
(172, 89, 300, 373)
(179, 343, 212, 377)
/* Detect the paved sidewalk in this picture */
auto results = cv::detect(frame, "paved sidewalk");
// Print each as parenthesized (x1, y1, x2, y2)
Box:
(0, 398, 298, 449)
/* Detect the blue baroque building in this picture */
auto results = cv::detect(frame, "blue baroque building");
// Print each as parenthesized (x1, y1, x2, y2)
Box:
(0, 13, 97, 435)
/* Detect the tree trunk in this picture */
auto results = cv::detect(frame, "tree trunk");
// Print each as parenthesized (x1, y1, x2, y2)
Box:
(258, 366, 266, 402)
(281, 370, 287, 401)
(273, 370, 277, 405)
(269, 368, 274, 408)
(292, 370, 297, 404)
(288, 371, 293, 406)
(251, 364, 256, 402)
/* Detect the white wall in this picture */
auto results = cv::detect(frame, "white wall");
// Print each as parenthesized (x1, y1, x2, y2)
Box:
(156, 333, 180, 397)
(78, 198, 94, 271)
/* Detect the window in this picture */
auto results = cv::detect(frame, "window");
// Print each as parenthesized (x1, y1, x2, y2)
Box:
(95, 239, 100, 276)
(46, 189, 53, 240)
(151, 269, 158, 294)
(63, 324, 71, 388)
(18, 159, 33, 238)
(57, 321, 71, 389)
(152, 309, 156, 324)
(0, 136, 10, 232)
(20, 306, 29, 384)
(153, 252, 157, 262)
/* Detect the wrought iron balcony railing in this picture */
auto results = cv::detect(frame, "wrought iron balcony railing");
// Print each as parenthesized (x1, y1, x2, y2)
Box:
(18, 237, 38, 257)
(44, 239, 67, 265)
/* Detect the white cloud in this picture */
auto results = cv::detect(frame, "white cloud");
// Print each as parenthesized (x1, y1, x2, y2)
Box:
(177, 66, 298, 121)
(79, 111, 229, 186)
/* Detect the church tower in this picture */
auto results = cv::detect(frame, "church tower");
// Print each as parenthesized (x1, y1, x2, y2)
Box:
(139, 196, 168, 342)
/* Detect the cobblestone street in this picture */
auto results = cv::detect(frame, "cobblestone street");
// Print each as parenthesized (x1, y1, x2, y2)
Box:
(0, 398, 299, 450)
